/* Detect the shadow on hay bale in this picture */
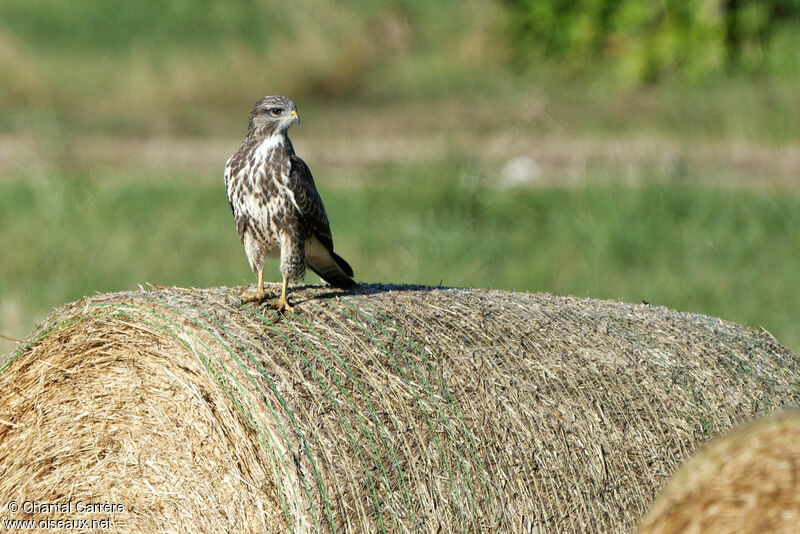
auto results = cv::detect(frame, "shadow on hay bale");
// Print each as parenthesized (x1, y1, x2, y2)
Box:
(638, 410, 800, 534)
(0, 284, 798, 532)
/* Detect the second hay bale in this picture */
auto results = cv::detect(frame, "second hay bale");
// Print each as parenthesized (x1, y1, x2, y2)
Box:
(639, 411, 800, 534)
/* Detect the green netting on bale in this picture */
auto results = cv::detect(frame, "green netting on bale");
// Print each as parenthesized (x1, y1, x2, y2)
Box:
(0, 284, 798, 532)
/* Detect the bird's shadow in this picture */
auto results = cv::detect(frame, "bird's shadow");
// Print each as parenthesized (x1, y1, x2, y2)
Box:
(304, 284, 438, 303)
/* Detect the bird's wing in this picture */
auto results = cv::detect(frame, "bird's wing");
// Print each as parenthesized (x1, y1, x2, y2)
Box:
(287, 154, 355, 286)
(287, 154, 334, 251)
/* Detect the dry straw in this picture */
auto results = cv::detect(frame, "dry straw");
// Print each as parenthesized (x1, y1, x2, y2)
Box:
(0, 284, 798, 532)
(638, 410, 800, 534)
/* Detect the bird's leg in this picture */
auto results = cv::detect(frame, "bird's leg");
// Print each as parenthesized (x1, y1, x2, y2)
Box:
(242, 269, 268, 303)
(270, 276, 294, 313)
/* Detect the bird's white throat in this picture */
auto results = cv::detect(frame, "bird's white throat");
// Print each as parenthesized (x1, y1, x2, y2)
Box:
(255, 134, 285, 157)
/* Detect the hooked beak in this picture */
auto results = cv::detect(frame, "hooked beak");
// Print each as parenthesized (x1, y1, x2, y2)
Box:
(290, 109, 299, 123)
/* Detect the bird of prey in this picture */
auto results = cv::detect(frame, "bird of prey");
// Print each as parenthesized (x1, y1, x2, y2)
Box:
(224, 95, 355, 312)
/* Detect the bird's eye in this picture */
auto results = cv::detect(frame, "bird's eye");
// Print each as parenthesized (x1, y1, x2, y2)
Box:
(271, 107, 282, 115)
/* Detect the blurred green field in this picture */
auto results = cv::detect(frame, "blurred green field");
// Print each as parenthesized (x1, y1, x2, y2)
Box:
(1, 164, 798, 354)
(2, 0, 798, 139)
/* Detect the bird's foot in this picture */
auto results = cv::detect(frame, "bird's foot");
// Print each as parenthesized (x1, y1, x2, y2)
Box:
(269, 296, 294, 313)
(241, 288, 269, 303)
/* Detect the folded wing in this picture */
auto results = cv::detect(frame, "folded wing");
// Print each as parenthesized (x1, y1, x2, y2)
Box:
(287, 155, 355, 288)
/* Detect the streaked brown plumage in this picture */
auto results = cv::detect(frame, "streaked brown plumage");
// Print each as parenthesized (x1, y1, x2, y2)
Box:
(224, 95, 355, 311)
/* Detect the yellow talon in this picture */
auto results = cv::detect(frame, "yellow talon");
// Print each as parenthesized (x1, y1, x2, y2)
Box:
(242, 270, 268, 303)
(269, 297, 294, 313)
(269, 277, 294, 313)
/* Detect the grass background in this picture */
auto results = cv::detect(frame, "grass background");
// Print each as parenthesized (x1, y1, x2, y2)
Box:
(0, 0, 798, 354)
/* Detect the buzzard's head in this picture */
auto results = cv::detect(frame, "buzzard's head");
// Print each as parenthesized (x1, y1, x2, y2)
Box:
(248, 95, 299, 137)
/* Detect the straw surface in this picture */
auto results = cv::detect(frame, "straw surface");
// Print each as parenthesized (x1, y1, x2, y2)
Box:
(0, 284, 798, 532)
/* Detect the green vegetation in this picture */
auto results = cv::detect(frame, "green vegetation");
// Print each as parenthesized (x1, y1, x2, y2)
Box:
(505, 0, 800, 82)
(1, 166, 798, 352)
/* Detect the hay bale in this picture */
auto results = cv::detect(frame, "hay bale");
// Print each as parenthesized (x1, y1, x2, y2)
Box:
(638, 410, 800, 534)
(0, 284, 797, 532)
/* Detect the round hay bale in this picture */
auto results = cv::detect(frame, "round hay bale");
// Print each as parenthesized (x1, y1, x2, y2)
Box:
(638, 410, 800, 534)
(0, 284, 798, 532)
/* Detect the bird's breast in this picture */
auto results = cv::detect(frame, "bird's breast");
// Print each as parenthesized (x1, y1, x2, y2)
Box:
(228, 153, 298, 253)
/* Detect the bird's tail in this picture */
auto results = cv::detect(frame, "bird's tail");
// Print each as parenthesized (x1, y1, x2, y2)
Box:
(306, 239, 356, 289)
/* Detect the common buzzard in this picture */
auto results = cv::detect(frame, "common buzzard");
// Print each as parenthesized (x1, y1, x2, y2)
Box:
(224, 95, 355, 312)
